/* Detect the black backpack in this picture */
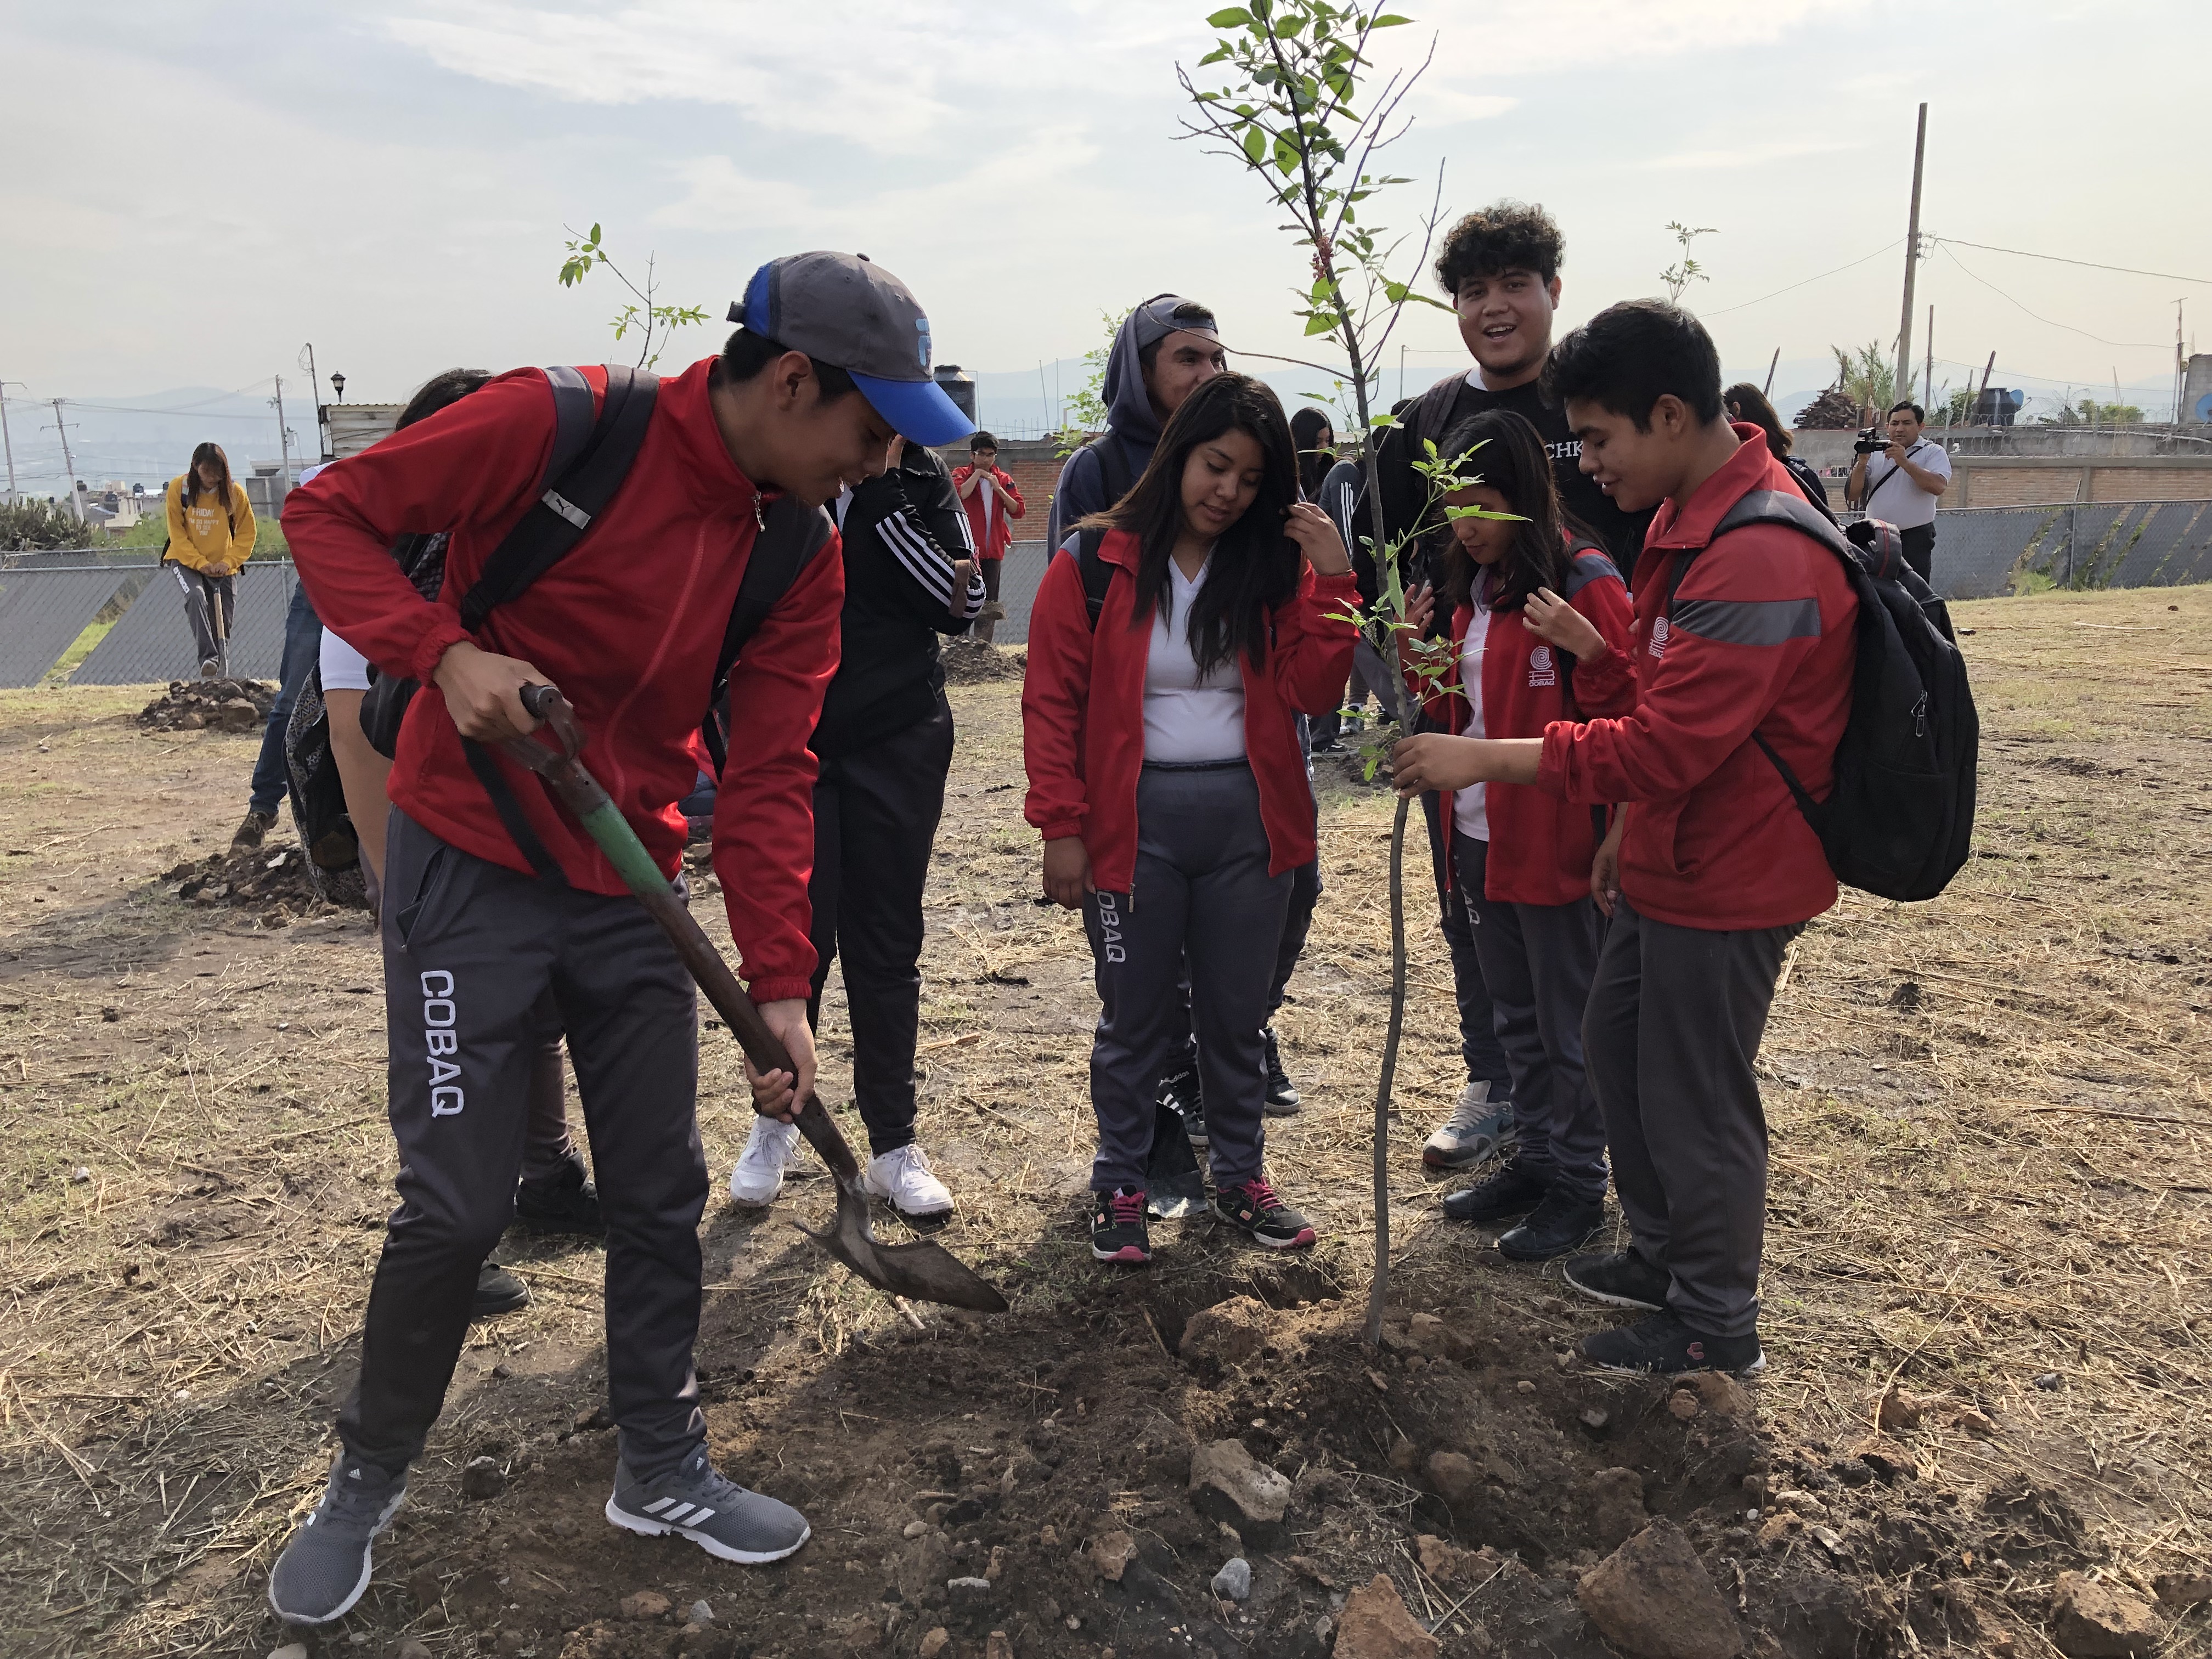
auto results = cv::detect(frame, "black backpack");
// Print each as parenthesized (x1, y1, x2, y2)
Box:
(1664, 490, 1978, 902)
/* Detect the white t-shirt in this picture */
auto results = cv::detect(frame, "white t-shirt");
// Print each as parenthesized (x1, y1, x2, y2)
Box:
(1142, 553, 1247, 764)
(971, 470, 998, 540)
(1861, 439, 1950, 530)
(1452, 588, 1492, 842)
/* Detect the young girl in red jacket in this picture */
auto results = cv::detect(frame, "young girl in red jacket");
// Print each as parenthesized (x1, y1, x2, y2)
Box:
(1023, 373, 1356, 1265)
(1400, 409, 1637, 1261)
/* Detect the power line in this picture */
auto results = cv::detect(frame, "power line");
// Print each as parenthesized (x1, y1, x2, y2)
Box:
(1929, 238, 2212, 288)
(1934, 245, 2163, 349)
(1701, 240, 1905, 318)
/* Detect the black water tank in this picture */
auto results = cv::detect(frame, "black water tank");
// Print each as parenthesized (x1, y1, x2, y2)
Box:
(933, 364, 977, 423)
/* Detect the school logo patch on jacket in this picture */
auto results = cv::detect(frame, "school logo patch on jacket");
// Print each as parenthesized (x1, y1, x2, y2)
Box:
(1649, 616, 1671, 659)
(1527, 644, 1556, 689)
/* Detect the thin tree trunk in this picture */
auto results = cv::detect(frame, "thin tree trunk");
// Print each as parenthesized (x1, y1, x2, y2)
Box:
(1365, 791, 1412, 1346)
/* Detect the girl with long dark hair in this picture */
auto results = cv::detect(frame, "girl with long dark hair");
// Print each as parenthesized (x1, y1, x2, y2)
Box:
(1723, 382, 1838, 526)
(1397, 408, 1637, 1260)
(163, 441, 257, 675)
(1023, 373, 1356, 1265)
(1289, 406, 1336, 499)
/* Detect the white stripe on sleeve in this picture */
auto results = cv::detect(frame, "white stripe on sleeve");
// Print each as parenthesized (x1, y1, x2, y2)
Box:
(877, 509, 956, 606)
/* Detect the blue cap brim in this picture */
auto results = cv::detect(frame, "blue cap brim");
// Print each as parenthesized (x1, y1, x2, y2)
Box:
(853, 371, 973, 447)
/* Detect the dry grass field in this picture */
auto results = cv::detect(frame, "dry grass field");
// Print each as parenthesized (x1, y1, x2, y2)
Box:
(1, 583, 2207, 1659)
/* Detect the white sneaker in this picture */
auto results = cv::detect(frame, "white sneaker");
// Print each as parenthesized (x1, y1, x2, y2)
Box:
(728, 1116, 803, 1207)
(861, 1143, 953, 1223)
(1421, 1080, 1517, 1171)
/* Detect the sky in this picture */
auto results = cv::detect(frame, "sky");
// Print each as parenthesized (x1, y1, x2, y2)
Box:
(4, 0, 2209, 489)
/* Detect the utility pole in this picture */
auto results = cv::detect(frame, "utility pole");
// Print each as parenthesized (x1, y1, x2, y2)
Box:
(1975, 350, 1996, 424)
(1925, 305, 1934, 420)
(47, 399, 82, 521)
(271, 374, 292, 508)
(1893, 102, 1928, 407)
(0, 380, 19, 505)
(2177, 301, 2187, 425)
(1763, 347, 1779, 398)
(301, 342, 331, 459)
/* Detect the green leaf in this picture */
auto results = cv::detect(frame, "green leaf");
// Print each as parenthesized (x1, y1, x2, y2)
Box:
(1372, 11, 1413, 23)
(1243, 125, 1268, 163)
(1205, 5, 1252, 22)
(1304, 311, 1337, 336)
(589, 222, 602, 243)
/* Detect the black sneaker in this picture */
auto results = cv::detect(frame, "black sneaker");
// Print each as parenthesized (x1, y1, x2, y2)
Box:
(1442, 1163, 1548, 1226)
(514, 1153, 605, 1236)
(1562, 1248, 1670, 1313)
(1159, 1063, 1207, 1148)
(1497, 1188, 1606, 1262)
(473, 1263, 531, 1319)
(1582, 1311, 1765, 1376)
(1212, 1177, 1316, 1250)
(268, 1454, 407, 1624)
(1262, 1028, 1301, 1116)
(1091, 1188, 1152, 1266)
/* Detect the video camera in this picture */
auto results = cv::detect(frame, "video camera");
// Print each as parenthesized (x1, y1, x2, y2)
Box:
(1853, 427, 1893, 455)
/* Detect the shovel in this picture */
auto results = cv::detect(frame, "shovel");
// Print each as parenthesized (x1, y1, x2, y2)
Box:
(499, 682, 1007, 1314)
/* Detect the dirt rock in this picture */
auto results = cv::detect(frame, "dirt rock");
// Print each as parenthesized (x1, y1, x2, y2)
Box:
(901, 1530, 955, 1599)
(138, 677, 275, 731)
(1578, 1518, 1743, 1659)
(1189, 1439, 1291, 1542)
(1668, 1391, 1702, 1421)
(1588, 1466, 1650, 1548)
(1181, 1296, 1275, 1368)
(1846, 1436, 1920, 1484)
(2051, 1573, 2162, 1657)
(396, 1642, 435, 1659)
(1335, 1573, 1440, 1659)
(2155, 1572, 2212, 1608)
(939, 640, 1025, 684)
(1686, 1370, 1754, 1420)
(918, 1630, 952, 1659)
(461, 1455, 507, 1499)
(268, 1645, 307, 1659)
(1288, 1554, 1338, 1589)
(1876, 1385, 1925, 1432)
(1426, 1450, 1479, 1503)
(986, 1633, 1014, 1659)
(1415, 1534, 1474, 1584)
(620, 1590, 672, 1620)
(1212, 1556, 1251, 1600)
(1088, 1530, 1136, 1581)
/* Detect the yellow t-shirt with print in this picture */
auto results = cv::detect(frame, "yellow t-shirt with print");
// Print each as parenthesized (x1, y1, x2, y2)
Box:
(163, 477, 257, 575)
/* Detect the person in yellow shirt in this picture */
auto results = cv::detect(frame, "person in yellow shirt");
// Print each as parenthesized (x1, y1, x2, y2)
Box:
(163, 442, 257, 676)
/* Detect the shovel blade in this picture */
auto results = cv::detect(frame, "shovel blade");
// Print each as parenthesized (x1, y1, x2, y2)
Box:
(798, 1187, 1009, 1313)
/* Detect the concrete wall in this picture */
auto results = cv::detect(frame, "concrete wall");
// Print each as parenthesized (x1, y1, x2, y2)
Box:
(1788, 427, 2212, 512)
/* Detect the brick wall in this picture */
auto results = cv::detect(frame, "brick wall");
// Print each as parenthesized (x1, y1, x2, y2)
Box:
(931, 436, 1069, 546)
(1951, 456, 2212, 507)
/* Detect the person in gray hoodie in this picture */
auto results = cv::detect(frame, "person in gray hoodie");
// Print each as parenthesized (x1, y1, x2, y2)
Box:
(1046, 295, 1227, 548)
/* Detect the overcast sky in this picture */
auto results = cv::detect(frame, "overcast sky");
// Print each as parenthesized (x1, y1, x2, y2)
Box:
(5, 0, 2208, 445)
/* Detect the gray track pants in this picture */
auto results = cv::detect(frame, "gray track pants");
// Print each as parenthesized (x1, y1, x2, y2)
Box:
(170, 562, 235, 667)
(1453, 833, 1608, 1204)
(1582, 900, 1800, 1339)
(1084, 761, 1290, 1194)
(337, 810, 708, 1481)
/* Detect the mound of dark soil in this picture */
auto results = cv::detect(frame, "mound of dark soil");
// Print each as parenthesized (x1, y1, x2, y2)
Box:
(158, 839, 365, 919)
(941, 642, 1026, 685)
(137, 678, 275, 732)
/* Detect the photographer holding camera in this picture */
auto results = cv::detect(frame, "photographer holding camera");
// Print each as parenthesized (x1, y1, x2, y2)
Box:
(1847, 400, 1950, 582)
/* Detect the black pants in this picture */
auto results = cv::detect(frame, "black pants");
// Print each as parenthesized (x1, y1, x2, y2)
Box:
(807, 696, 954, 1158)
(1421, 789, 1510, 1092)
(1582, 901, 1799, 1339)
(1899, 523, 1935, 585)
(338, 810, 707, 1482)
(170, 562, 235, 668)
(977, 558, 1002, 642)
(1453, 834, 1608, 1203)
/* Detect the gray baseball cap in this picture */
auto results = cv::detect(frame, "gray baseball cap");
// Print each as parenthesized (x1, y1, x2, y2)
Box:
(732, 251, 973, 446)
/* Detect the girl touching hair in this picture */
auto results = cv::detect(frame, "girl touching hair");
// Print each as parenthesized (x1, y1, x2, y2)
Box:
(1022, 373, 1355, 1266)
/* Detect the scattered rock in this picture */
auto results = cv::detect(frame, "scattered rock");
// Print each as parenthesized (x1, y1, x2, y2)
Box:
(918, 1630, 952, 1659)
(2035, 1372, 2063, 1391)
(138, 677, 275, 731)
(1415, 1535, 1473, 1584)
(460, 1455, 507, 1500)
(1288, 1554, 1338, 1589)
(985, 1545, 1008, 1582)
(1848, 1437, 1920, 1484)
(1387, 1436, 1420, 1472)
(619, 1590, 671, 1621)
(396, 1642, 435, 1659)
(1189, 1440, 1291, 1543)
(1578, 1406, 1611, 1435)
(1181, 1296, 1275, 1367)
(689, 1600, 714, 1624)
(495, 1631, 528, 1657)
(1877, 1384, 1925, 1432)
(1426, 1450, 1479, 1503)
(1577, 1518, 1743, 1659)
(986, 1633, 1014, 1659)
(1088, 1530, 1136, 1581)
(1686, 1371, 1753, 1420)
(949, 1576, 995, 1604)
(2155, 1572, 2212, 1608)
(1950, 1404, 1999, 1437)
(1334, 1572, 1441, 1659)
(1588, 1467, 1649, 1549)
(2051, 1572, 2161, 1657)
(904, 1519, 930, 1538)
(268, 1645, 308, 1659)
(1668, 1391, 1702, 1421)
(1211, 1557, 1251, 1601)
(899, 1530, 955, 1601)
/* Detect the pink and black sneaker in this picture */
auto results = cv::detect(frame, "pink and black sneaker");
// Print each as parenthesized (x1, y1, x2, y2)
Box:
(1213, 1177, 1316, 1250)
(1090, 1187, 1152, 1265)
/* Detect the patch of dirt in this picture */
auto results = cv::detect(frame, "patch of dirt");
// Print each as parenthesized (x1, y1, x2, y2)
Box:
(157, 841, 366, 921)
(135, 677, 274, 732)
(940, 641, 1026, 684)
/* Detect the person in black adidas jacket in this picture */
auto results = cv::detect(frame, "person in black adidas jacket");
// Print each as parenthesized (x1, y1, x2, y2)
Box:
(726, 436, 986, 1224)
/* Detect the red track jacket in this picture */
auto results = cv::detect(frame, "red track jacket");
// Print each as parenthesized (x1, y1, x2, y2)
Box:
(284, 358, 842, 1003)
(1022, 529, 1357, 892)
(952, 464, 1025, 561)
(1537, 426, 1858, 932)
(1410, 545, 1638, 906)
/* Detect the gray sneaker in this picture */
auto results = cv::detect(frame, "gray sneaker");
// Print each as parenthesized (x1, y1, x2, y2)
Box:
(606, 1444, 810, 1565)
(1421, 1080, 1517, 1170)
(268, 1455, 406, 1624)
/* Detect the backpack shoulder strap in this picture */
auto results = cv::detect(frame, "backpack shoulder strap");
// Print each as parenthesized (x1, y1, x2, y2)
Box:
(1410, 374, 1464, 451)
(1663, 487, 1855, 620)
(1077, 528, 1113, 630)
(1091, 433, 1137, 507)
(699, 494, 837, 776)
(458, 365, 658, 631)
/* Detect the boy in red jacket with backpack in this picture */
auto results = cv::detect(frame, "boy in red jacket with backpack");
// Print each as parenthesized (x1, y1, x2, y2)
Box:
(1392, 300, 1857, 1376)
(953, 431, 1024, 642)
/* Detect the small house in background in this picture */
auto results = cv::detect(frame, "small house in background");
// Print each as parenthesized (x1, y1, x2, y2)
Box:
(321, 402, 403, 461)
